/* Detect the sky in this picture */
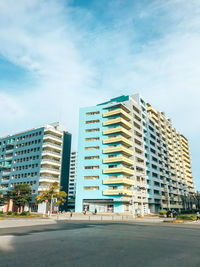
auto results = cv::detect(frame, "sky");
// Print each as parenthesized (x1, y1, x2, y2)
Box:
(0, 0, 199, 189)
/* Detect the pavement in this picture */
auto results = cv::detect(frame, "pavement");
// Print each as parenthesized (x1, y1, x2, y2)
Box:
(0, 215, 163, 229)
(1, 219, 200, 267)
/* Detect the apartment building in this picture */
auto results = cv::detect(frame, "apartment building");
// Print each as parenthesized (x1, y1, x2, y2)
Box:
(67, 151, 77, 210)
(68, 152, 77, 199)
(0, 122, 71, 212)
(146, 103, 194, 212)
(75, 94, 194, 214)
(75, 95, 148, 214)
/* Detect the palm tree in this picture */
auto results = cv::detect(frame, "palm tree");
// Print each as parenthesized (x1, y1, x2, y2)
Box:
(36, 182, 67, 215)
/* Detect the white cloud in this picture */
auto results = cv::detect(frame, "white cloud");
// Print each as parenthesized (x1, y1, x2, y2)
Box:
(0, 93, 24, 120)
(0, 0, 200, 187)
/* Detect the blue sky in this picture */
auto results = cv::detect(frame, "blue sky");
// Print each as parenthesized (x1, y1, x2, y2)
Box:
(0, 0, 200, 189)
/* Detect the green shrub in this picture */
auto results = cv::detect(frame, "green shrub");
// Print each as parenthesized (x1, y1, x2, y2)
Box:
(159, 211, 167, 215)
(181, 210, 194, 214)
(13, 212, 19, 216)
(0, 211, 3, 215)
(20, 211, 30, 216)
(177, 214, 196, 221)
(7, 211, 13, 215)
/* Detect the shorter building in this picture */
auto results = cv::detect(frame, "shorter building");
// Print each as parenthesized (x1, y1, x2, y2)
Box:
(67, 151, 77, 210)
(0, 122, 71, 213)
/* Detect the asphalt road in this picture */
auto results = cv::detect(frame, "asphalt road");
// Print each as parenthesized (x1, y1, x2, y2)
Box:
(0, 221, 200, 267)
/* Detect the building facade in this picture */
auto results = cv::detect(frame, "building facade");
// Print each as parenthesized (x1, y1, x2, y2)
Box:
(0, 122, 71, 212)
(146, 103, 194, 212)
(68, 151, 77, 199)
(75, 94, 194, 214)
(67, 151, 77, 210)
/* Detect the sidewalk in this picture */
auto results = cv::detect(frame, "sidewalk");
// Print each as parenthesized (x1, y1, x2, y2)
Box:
(0, 218, 57, 229)
(51, 213, 163, 223)
(0, 214, 163, 229)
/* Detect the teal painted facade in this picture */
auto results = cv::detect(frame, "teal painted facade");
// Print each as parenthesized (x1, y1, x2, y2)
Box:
(75, 97, 133, 213)
(0, 123, 71, 212)
(0, 127, 44, 198)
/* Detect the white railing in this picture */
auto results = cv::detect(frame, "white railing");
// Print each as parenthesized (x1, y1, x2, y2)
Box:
(42, 150, 61, 156)
(40, 176, 59, 181)
(43, 142, 62, 149)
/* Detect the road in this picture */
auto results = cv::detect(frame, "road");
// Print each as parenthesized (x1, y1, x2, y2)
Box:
(0, 220, 200, 267)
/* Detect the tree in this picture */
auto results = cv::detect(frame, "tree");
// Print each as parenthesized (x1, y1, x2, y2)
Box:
(36, 182, 67, 215)
(7, 184, 32, 211)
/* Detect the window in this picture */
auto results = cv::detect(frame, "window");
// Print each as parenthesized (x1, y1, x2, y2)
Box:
(133, 105, 140, 114)
(85, 156, 99, 160)
(86, 111, 100, 115)
(149, 126, 154, 132)
(134, 138, 142, 146)
(84, 186, 99, 190)
(85, 166, 99, 169)
(150, 134, 156, 140)
(134, 114, 141, 122)
(134, 122, 141, 130)
(85, 137, 99, 141)
(85, 128, 100, 132)
(152, 164, 157, 169)
(150, 140, 155, 146)
(108, 164, 117, 168)
(84, 176, 99, 180)
(85, 146, 99, 150)
(85, 120, 99, 124)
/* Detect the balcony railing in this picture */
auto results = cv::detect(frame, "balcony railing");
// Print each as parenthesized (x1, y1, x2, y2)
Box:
(103, 145, 133, 156)
(43, 134, 62, 143)
(103, 189, 133, 196)
(43, 142, 62, 150)
(103, 156, 133, 165)
(103, 166, 134, 176)
(39, 176, 59, 182)
(40, 167, 60, 173)
(103, 136, 133, 147)
(42, 150, 61, 156)
(103, 178, 134, 185)
(41, 159, 61, 167)
(103, 126, 132, 138)
(103, 108, 132, 121)
(103, 117, 132, 130)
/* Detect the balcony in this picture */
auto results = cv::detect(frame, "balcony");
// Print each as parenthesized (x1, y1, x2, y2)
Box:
(2, 170, 11, 176)
(103, 189, 133, 196)
(103, 136, 133, 147)
(103, 108, 132, 121)
(41, 159, 61, 167)
(39, 176, 59, 183)
(103, 156, 133, 165)
(103, 178, 134, 185)
(103, 166, 134, 176)
(103, 145, 133, 156)
(42, 150, 61, 159)
(103, 117, 132, 130)
(43, 134, 62, 143)
(6, 143, 14, 150)
(44, 128, 62, 137)
(38, 185, 50, 191)
(0, 187, 8, 190)
(150, 114, 159, 123)
(40, 167, 60, 175)
(103, 126, 132, 138)
(43, 142, 62, 151)
(1, 179, 9, 184)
